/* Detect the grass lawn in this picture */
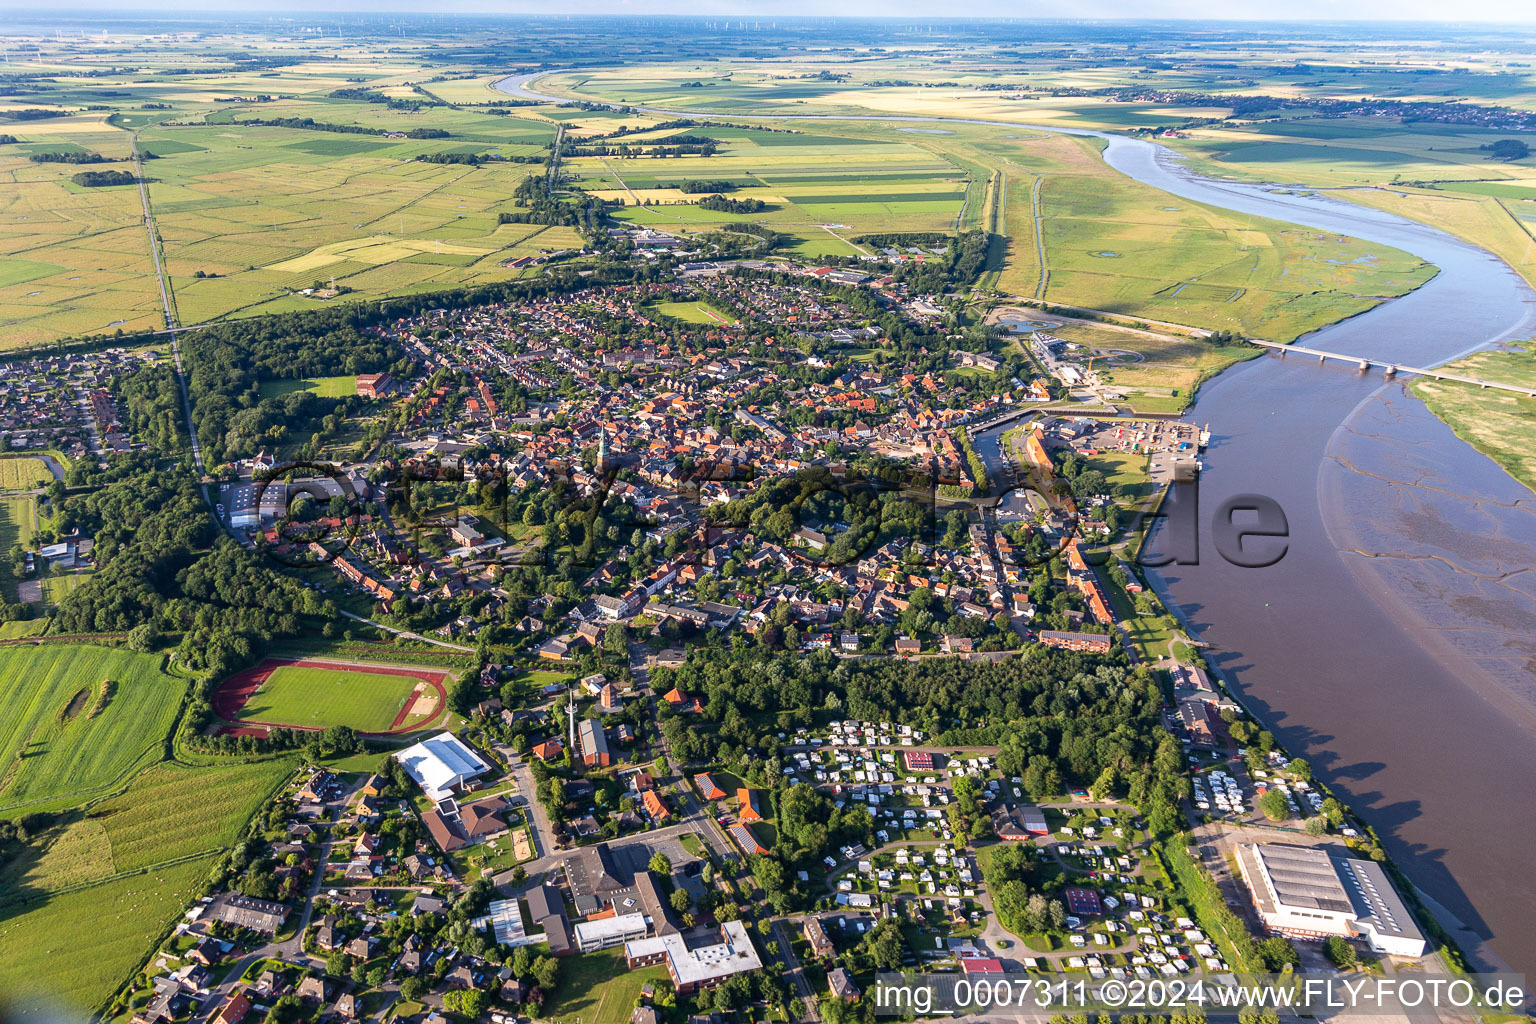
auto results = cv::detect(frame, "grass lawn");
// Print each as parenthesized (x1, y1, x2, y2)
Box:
(257, 374, 358, 399)
(646, 299, 738, 325)
(40, 570, 92, 606)
(0, 758, 291, 1019)
(234, 664, 427, 733)
(0, 857, 214, 1020)
(0, 457, 52, 491)
(543, 950, 671, 1024)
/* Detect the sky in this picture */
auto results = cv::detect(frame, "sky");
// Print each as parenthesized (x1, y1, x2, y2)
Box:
(4, 1, 1536, 22)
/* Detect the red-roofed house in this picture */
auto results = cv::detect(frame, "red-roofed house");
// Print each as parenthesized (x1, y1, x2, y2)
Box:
(960, 958, 1004, 974)
(695, 773, 726, 801)
(642, 790, 670, 821)
(737, 789, 764, 823)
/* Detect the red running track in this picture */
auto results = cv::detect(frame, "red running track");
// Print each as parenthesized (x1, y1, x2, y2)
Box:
(211, 657, 450, 737)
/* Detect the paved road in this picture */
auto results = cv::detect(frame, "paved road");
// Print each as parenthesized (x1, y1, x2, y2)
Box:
(339, 609, 475, 652)
(195, 777, 361, 1020)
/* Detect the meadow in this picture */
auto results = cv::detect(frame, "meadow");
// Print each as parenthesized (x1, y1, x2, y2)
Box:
(257, 374, 358, 399)
(0, 857, 212, 1020)
(1412, 348, 1536, 492)
(0, 457, 53, 490)
(646, 299, 737, 325)
(228, 661, 440, 733)
(542, 949, 671, 1024)
(574, 122, 970, 257)
(0, 496, 36, 603)
(0, 645, 186, 815)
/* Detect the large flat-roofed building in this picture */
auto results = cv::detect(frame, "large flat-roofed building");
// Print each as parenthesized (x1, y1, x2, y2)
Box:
(574, 912, 650, 953)
(623, 920, 764, 994)
(394, 732, 491, 801)
(203, 893, 289, 935)
(1236, 843, 1426, 957)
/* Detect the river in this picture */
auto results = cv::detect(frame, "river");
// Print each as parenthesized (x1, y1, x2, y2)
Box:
(498, 73, 1536, 979)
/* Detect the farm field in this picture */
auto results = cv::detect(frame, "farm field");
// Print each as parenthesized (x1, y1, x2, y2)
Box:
(0, 114, 163, 349)
(1412, 348, 1536, 492)
(531, 64, 1232, 130)
(575, 122, 971, 252)
(0, 857, 213, 1020)
(144, 118, 561, 325)
(0, 759, 288, 898)
(215, 657, 451, 734)
(0, 457, 53, 490)
(0, 645, 186, 815)
(0, 497, 36, 603)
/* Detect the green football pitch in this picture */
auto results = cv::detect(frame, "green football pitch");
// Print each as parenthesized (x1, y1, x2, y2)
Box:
(234, 665, 426, 733)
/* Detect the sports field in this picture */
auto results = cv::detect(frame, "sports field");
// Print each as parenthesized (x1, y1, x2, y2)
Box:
(647, 299, 737, 325)
(214, 657, 450, 734)
(0, 645, 186, 814)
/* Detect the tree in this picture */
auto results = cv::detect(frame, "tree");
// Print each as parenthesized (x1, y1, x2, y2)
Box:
(605, 622, 629, 658)
(1258, 789, 1290, 821)
(1256, 935, 1300, 971)
(649, 851, 672, 876)
(399, 976, 426, 1001)
(1322, 936, 1358, 969)
(444, 988, 490, 1018)
(1303, 815, 1328, 836)
(669, 888, 691, 913)
(532, 955, 560, 991)
(1288, 758, 1312, 782)
(126, 622, 160, 652)
(1487, 138, 1531, 161)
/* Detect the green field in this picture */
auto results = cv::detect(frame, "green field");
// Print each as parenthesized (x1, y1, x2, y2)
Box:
(257, 374, 358, 399)
(0, 646, 186, 814)
(0, 759, 290, 1018)
(0, 458, 52, 491)
(1412, 348, 1536, 493)
(0, 858, 213, 1020)
(542, 950, 671, 1024)
(232, 663, 431, 732)
(647, 299, 737, 325)
(0, 497, 36, 603)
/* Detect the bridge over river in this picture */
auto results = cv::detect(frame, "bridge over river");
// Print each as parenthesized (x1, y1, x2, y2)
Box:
(1250, 339, 1536, 396)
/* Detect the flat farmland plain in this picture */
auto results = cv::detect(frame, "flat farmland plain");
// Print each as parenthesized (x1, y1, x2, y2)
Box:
(0, 115, 162, 347)
(143, 117, 563, 324)
(577, 123, 969, 256)
(0, 760, 290, 1018)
